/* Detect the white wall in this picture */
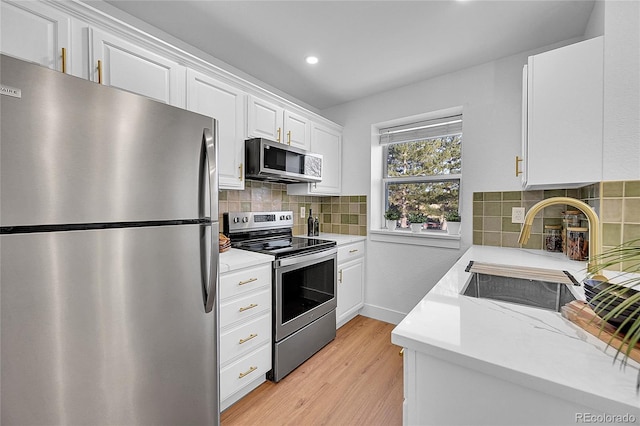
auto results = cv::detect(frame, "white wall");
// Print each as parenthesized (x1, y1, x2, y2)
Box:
(322, 46, 563, 322)
(321, 0, 639, 323)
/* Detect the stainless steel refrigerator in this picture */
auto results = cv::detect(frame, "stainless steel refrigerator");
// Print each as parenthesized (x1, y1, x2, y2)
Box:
(0, 54, 220, 425)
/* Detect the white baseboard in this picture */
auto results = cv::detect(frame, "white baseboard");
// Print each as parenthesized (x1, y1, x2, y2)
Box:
(359, 303, 406, 325)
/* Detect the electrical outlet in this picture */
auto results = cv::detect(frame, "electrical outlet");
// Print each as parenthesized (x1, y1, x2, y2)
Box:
(512, 207, 525, 224)
(300, 206, 306, 219)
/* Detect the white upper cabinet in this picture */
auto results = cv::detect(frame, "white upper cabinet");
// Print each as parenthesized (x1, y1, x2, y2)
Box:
(520, 36, 604, 189)
(247, 95, 283, 141)
(1, 1, 70, 73)
(247, 95, 311, 150)
(288, 122, 342, 196)
(187, 69, 246, 190)
(89, 28, 186, 108)
(283, 110, 311, 150)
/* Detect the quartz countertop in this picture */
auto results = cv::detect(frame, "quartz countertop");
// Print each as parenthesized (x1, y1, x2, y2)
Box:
(391, 245, 640, 414)
(219, 248, 274, 273)
(295, 233, 366, 246)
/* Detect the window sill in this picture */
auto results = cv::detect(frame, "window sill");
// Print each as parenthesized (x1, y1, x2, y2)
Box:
(369, 229, 461, 249)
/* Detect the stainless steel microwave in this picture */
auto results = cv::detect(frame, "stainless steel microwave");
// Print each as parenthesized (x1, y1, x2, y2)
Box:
(245, 138, 322, 184)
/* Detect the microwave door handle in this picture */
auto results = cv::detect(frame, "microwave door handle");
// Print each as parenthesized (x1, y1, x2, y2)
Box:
(202, 125, 218, 314)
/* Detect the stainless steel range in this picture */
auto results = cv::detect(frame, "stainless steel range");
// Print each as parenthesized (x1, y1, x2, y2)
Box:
(224, 211, 337, 382)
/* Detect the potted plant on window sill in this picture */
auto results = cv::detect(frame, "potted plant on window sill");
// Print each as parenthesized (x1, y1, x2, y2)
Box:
(384, 205, 401, 231)
(444, 210, 461, 235)
(408, 212, 426, 233)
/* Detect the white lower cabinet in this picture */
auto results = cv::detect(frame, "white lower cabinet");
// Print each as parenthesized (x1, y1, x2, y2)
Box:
(219, 263, 272, 410)
(336, 241, 365, 328)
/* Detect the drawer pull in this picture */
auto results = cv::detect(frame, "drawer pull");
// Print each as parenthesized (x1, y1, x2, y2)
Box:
(349, 249, 359, 254)
(239, 303, 258, 313)
(239, 366, 258, 379)
(239, 333, 258, 345)
(238, 277, 258, 286)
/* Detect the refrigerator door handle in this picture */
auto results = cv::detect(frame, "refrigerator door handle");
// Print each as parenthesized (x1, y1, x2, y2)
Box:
(202, 125, 219, 314)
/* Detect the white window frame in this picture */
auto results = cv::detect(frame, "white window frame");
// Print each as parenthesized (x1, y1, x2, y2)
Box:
(370, 108, 463, 248)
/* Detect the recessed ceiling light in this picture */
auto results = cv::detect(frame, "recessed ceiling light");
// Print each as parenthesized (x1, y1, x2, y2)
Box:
(305, 56, 319, 65)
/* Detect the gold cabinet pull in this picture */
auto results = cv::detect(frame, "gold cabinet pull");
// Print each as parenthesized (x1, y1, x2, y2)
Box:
(239, 303, 258, 313)
(61, 48, 67, 74)
(515, 156, 523, 176)
(239, 333, 258, 344)
(97, 60, 103, 84)
(349, 249, 358, 254)
(277, 127, 282, 143)
(238, 365, 257, 379)
(287, 130, 292, 145)
(338, 269, 343, 283)
(399, 348, 405, 356)
(238, 163, 243, 181)
(238, 277, 258, 286)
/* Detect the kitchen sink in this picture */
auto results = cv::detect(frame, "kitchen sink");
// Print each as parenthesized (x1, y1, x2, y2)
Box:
(462, 261, 578, 312)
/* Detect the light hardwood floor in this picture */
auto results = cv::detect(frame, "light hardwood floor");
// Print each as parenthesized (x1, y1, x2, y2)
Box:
(221, 315, 403, 426)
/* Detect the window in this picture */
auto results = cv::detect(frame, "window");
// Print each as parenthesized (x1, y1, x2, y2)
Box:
(381, 115, 462, 231)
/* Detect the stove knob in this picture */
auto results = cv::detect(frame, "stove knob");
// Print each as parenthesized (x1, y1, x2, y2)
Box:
(280, 215, 285, 220)
(242, 217, 249, 223)
(233, 217, 240, 223)
(286, 215, 292, 220)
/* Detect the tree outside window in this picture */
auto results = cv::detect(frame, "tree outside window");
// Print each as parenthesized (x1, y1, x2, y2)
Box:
(383, 130, 462, 231)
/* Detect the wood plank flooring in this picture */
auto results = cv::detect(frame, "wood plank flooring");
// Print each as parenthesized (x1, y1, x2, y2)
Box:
(221, 315, 403, 426)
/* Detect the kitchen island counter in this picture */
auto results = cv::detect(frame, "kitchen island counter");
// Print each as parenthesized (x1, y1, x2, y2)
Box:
(392, 245, 640, 424)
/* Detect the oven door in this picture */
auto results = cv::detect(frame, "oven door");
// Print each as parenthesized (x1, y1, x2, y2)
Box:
(274, 248, 337, 342)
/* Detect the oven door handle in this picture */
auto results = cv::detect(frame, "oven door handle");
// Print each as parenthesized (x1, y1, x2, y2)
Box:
(276, 247, 337, 268)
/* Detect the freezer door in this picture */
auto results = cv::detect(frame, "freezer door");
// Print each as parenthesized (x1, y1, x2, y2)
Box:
(1, 223, 219, 426)
(0, 54, 215, 227)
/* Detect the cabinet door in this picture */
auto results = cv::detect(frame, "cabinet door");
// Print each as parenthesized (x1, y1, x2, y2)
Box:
(523, 37, 603, 189)
(283, 110, 310, 150)
(90, 28, 185, 108)
(310, 123, 342, 195)
(247, 95, 284, 142)
(337, 258, 364, 327)
(1, 1, 70, 72)
(187, 69, 245, 190)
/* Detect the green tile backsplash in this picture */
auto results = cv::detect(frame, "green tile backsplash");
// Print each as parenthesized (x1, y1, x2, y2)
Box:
(219, 181, 367, 236)
(472, 181, 640, 257)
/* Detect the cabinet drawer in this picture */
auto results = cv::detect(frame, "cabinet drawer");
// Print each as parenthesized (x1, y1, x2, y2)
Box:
(220, 313, 271, 365)
(220, 343, 271, 400)
(337, 241, 365, 263)
(220, 288, 271, 329)
(220, 264, 271, 300)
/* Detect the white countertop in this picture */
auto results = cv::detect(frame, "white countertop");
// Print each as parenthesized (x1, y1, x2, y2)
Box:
(295, 233, 366, 246)
(392, 245, 640, 414)
(219, 248, 274, 273)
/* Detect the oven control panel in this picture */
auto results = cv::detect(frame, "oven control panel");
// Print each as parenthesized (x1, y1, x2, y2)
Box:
(224, 211, 294, 233)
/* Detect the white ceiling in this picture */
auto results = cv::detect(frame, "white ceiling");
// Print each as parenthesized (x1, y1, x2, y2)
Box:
(102, 0, 595, 111)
